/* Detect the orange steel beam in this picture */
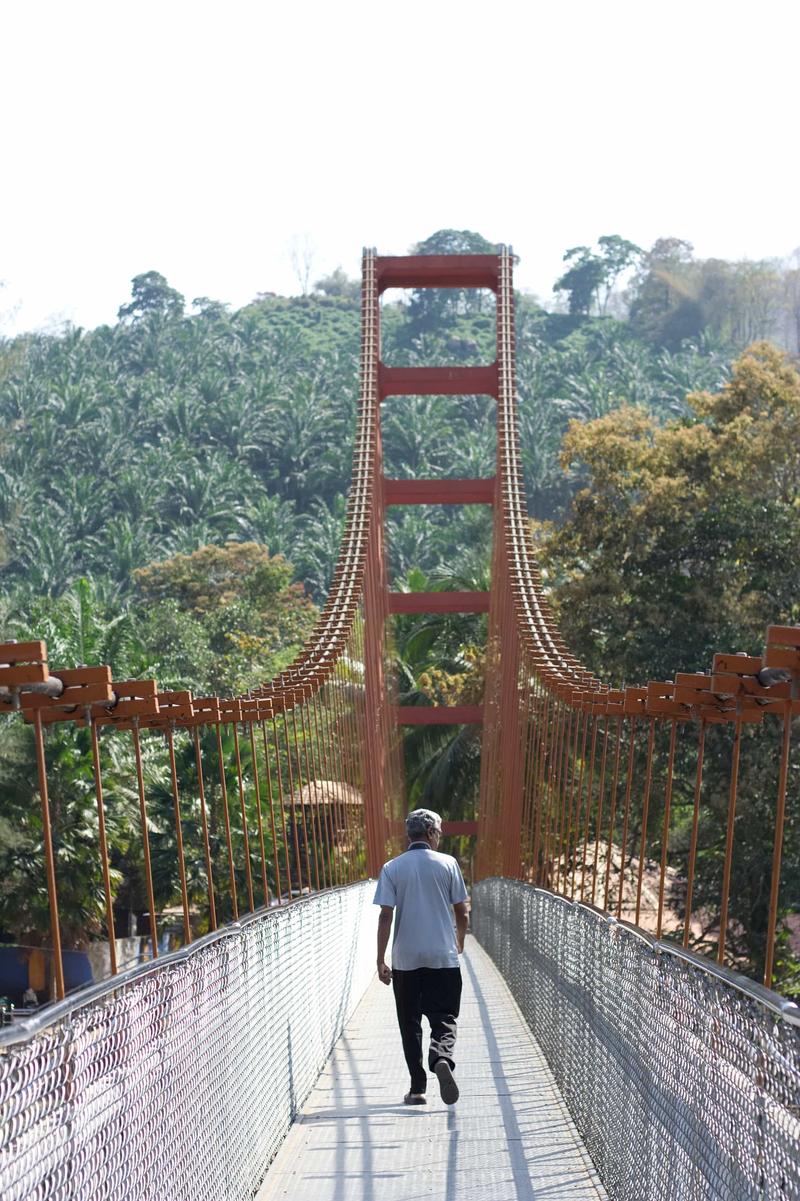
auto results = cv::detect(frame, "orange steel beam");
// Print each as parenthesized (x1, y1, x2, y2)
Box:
(395, 705, 483, 725)
(388, 591, 490, 615)
(379, 364, 498, 399)
(360, 251, 391, 877)
(383, 477, 495, 506)
(441, 821, 478, 836)
(376, 254, 499, 292)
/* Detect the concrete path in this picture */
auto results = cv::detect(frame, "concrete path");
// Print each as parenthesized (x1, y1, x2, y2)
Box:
(257, 936, 607, 1201)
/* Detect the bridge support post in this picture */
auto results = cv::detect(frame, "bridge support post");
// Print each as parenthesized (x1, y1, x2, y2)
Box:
(362, 459, 391, 876)
(498, 573, 525, 878)
(361, 251, 393, 877)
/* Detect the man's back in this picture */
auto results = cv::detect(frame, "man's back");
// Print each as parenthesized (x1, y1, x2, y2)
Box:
(375, 809, 469, 1106)
(374, 846, 467, 970)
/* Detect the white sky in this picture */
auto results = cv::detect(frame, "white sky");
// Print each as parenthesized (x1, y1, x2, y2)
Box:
(1, 0, 798, 334)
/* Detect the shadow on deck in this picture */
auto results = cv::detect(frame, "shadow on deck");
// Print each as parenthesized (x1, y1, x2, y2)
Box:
(257, 936, 606, 1201)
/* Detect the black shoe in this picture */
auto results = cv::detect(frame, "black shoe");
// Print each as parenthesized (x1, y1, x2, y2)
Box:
(404, 1092, 427, 1105)
(434, 1060, 459, 1105)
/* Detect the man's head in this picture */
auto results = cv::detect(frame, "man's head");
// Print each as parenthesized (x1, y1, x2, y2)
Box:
(405, 808, 443, 846)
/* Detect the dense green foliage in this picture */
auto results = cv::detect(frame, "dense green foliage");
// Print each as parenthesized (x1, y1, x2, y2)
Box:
(0, 241, 738, 613)
(539, 342, 800, 681)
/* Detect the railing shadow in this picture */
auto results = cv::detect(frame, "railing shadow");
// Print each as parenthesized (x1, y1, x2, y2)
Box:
(325, 1035, 414, 1201)
(462, 949, 600, 1201)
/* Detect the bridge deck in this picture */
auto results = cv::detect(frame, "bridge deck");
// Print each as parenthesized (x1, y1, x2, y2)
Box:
(257, 936, 607, 1201)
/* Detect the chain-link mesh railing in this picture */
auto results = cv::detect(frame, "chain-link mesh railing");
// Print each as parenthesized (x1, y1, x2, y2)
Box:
(0, 881, 376, 1201)
(473, 877, 800, 1201)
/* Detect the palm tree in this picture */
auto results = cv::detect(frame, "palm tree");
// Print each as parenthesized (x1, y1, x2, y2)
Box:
(391, 567, 486, 824)
(295, 495, 347, 599)
(238, 494, 298, 559)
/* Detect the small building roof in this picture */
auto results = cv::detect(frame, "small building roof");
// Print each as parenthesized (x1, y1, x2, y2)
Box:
(288, 779, 363, 808)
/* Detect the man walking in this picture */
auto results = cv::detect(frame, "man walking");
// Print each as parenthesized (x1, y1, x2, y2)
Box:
(374, 808, 469, 1106)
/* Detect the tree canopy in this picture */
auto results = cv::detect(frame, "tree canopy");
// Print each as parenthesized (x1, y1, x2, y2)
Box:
(134, 541, 317, 693)
(538, 341, 800, 682)
(117, 271, 185, 321)
(553, 235, 641, 316)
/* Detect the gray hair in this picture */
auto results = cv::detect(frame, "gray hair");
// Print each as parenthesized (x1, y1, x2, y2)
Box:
(405, 808, 442, 839)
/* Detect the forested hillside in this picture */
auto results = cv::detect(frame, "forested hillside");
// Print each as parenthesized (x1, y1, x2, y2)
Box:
(0, 228, 744, 709)
(1, 229, 798, 987)
(3, 230, 759, 619)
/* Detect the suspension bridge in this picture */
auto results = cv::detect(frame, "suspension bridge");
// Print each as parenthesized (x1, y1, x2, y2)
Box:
(1, 249, 799, 1200)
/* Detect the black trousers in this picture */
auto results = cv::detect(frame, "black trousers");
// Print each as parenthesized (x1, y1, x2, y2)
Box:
(392, 967, 462, 1094)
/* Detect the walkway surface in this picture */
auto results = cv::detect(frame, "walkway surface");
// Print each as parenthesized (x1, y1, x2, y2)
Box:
(257, 936, 607, 1201)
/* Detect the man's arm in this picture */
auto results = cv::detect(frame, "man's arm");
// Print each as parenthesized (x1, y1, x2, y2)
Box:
(453, 901, 469, 954)
(377, 905, 394, 984)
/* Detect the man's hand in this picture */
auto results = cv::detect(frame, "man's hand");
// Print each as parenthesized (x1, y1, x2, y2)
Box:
(377, 906, 394, 984)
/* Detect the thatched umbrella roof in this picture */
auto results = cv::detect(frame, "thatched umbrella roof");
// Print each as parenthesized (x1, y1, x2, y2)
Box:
(287, 779, 363, 809)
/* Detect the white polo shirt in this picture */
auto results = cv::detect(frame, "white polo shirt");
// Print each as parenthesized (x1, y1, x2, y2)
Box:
(373, 844, 469, 970)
